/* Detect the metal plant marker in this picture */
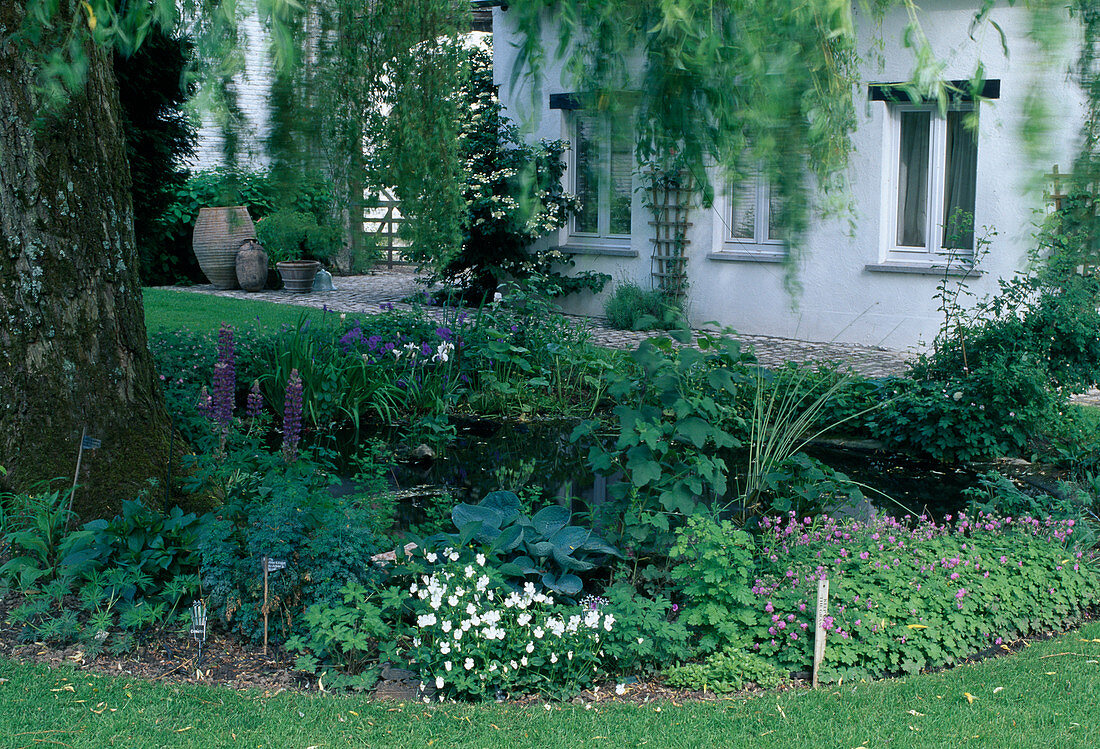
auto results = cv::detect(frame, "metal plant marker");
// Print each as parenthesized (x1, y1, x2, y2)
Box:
(262, 557, 286, 655)
(68, 427, 102, 521)
(190, 599, 208, 670)
(812, 577, 829, 688)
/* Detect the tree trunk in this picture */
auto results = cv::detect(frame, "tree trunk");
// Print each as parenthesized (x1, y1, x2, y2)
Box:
(0, 6, 173, 516)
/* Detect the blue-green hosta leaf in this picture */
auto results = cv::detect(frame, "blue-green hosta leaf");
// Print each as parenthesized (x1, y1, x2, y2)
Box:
(479, 491, 522, 525)
(531, 505, 570, 538)
(542, 571, 583, 596)
(552, 546, 597, 572)
(511, 555, 539, 575)
(549, 525, 590, 555)
(490, 524, 523, 553)
(452, 503, 504, 532)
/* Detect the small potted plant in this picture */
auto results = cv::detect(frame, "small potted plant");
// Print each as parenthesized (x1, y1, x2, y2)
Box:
(256, 208, 340, 292)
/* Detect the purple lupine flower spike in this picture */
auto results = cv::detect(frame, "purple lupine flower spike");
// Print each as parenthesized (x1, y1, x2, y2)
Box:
(246, 379, 263, 420)
(212, 325, 236, 427)
(282, 369, 304, 461)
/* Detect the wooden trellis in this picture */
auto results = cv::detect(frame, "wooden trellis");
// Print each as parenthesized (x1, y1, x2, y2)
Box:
(648, 173, 693, 297)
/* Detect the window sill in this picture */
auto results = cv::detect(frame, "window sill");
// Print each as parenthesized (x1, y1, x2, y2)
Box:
(864, 261, 982, 277)
(708, 249, 787, 263)
(559, 244, 638, 258)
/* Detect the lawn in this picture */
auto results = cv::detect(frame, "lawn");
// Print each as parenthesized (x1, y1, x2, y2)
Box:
(2, 622, 1097, 748)
(142, 288, 331, 334)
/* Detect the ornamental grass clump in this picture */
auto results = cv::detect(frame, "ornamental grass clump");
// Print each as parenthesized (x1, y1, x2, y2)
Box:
(673, 512, 1098, 684)
(404, 548, 614, 700)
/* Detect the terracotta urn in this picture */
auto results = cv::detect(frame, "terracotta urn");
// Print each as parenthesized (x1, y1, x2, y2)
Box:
(192, 206, 256, 289)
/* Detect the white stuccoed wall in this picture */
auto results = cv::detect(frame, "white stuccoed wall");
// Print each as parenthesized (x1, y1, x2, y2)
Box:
(493, 2, 1086, 351)
(188, 11, 275, 170)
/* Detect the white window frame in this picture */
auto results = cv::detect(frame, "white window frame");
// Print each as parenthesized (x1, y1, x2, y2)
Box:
(882, 101, 977, 264)
(566, 111, 634, 250)
(712, 167, 786, 260)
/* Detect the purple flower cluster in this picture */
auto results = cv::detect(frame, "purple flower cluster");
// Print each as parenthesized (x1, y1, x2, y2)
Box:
(282, 369, 303, 461)
(212, 325, 236, 428)
(246, 379, 263, 420)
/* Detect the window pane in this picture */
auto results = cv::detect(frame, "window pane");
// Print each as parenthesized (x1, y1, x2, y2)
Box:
(942, 110, 977, 250)
(731, 173, 757, 239)
(896, 110, 930, 247)
(767, 185, 784, 241)
(609, 122, 633, 234)
(573, 114, 599, 233)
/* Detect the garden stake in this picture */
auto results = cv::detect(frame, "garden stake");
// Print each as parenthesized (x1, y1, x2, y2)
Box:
(68, 426, 87, 523)
(263, 556, 269, 656)
(813, 577, 829, 688)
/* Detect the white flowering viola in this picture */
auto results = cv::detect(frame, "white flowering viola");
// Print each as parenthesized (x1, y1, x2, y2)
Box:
(403, 547, 614, 700)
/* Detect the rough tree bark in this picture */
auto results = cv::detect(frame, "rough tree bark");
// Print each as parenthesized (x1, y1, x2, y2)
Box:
(0, 5, 173, 516)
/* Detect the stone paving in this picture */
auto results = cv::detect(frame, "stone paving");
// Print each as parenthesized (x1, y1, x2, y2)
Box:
(164, 265, 914, 378)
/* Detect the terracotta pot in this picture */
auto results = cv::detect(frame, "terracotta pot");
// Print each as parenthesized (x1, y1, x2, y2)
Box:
(277, 260, 321, 293)
(193, 207, 256, 289)
(235, 240, 268, 292)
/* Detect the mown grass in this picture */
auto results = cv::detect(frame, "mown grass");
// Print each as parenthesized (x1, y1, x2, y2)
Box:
(142, 288, 331, 334)
(1, 621, 1097, 748)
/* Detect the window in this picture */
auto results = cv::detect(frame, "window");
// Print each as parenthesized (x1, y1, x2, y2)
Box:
(570, 111, 633, 243)
(887, 103, 977, 260)
(728, 167, 784, 247)
(711, 165, 786, 260)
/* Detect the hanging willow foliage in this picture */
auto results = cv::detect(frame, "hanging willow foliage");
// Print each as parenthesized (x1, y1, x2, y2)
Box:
(8, 0, 1097, 274)
(504, 0, 1094, 281)
(12, 0, 472, 270)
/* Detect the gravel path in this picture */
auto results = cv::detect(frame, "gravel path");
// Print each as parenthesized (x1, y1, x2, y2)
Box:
(161, 266, 914, 378)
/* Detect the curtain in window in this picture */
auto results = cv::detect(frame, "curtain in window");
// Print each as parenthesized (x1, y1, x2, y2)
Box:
(942, 111, 977, 250)
(609, 119, 633, 234)
(731, 172, 757, 239)
(573, 114, 599, 233)
(896, 111, 930, 247)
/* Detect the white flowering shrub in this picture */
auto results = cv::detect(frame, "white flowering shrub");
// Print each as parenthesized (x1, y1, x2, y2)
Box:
(404, 549, 615, 700)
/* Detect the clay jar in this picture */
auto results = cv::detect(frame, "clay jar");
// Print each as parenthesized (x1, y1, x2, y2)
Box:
(235, 239, 269, 292)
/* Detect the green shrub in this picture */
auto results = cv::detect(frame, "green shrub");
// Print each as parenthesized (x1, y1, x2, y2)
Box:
(286, 580, 401, 691)
(255, 208, 341, 264)
(665, 648, 784, 693)
(603, 282, 685, 331)
(193, 451, 383, 645)
(598, 583, 692, 674)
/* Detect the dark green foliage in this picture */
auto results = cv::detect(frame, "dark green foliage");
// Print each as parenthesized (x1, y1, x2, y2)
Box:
(430, 44, 605, 303)
(422, 491, 620, 596)
(255, 208, 341, 263)
(114, 28, 197, 285)
(599, 582, 692, 674)
(603, 283, 685, 331)
(668, 515, 758, 654)
(285, 580, 402, 691)
(665, 648, 784, 693)
(193, 451, 382, 644)
(1, 491, 203, 653)
(573, 331, 755, 548)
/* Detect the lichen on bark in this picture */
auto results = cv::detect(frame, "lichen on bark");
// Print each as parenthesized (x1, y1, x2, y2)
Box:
(0, 2, 173, 516)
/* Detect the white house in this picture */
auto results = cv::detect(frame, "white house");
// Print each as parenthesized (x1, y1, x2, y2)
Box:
(492, 2, 1086, 350)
